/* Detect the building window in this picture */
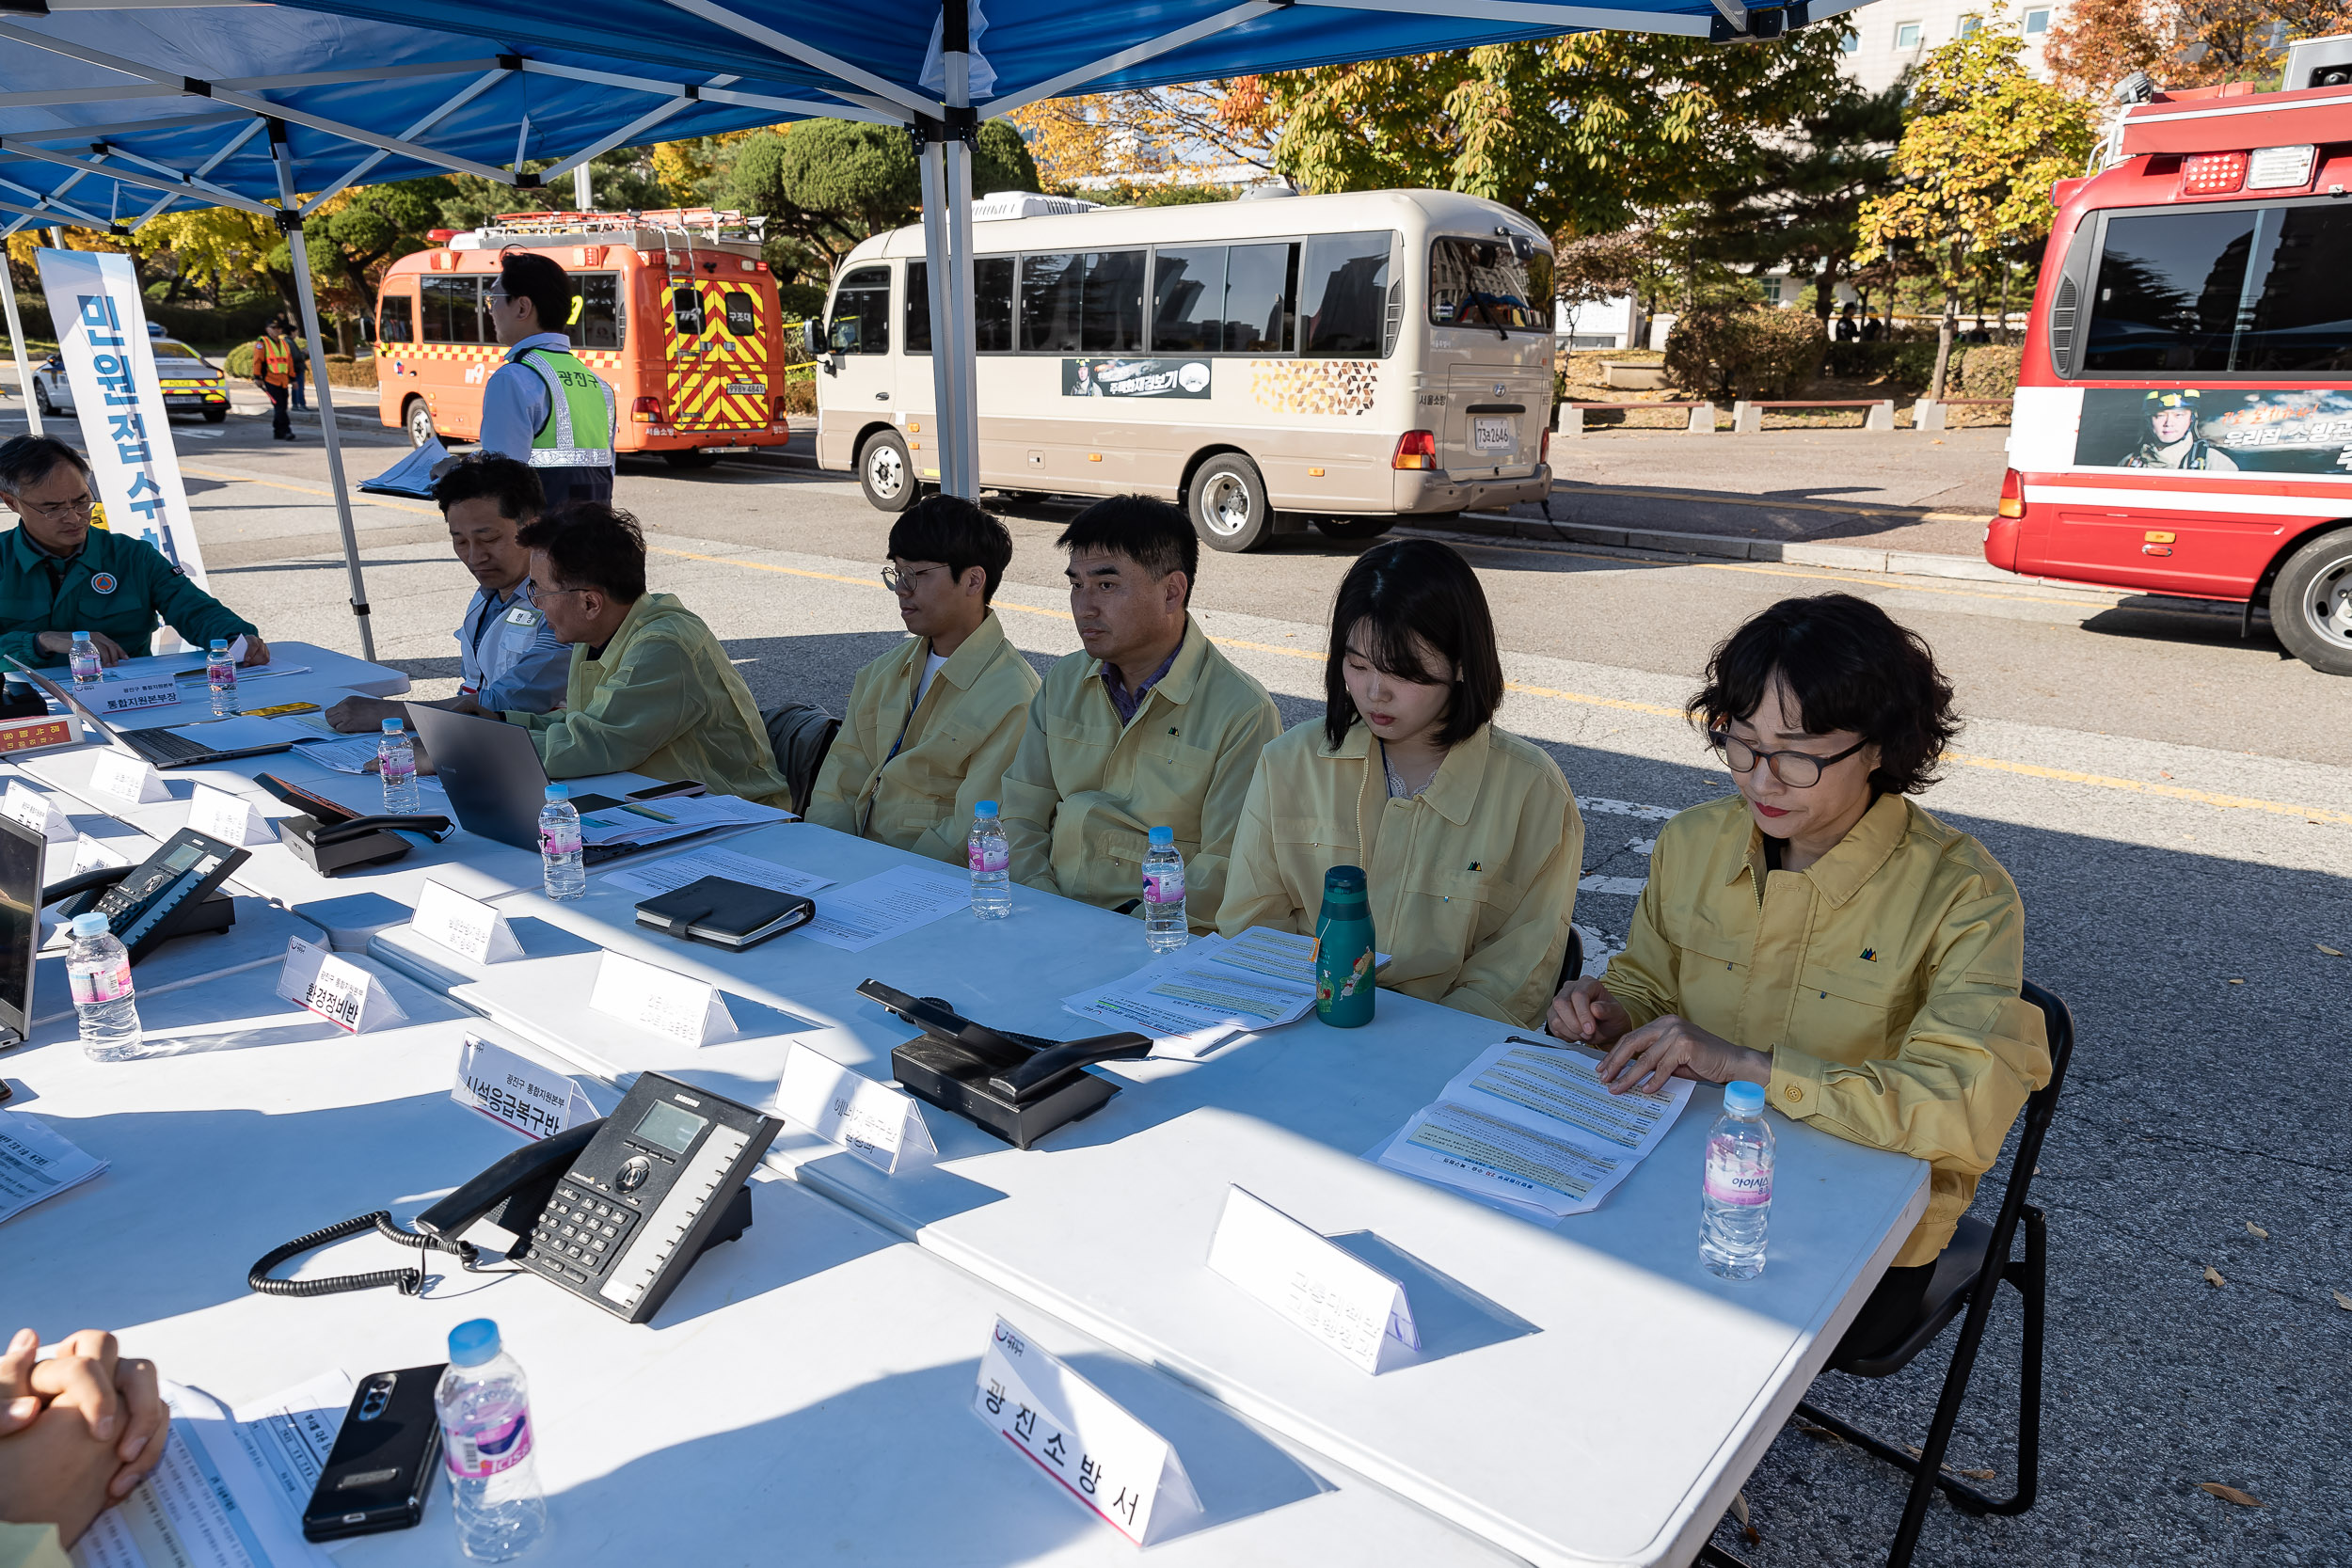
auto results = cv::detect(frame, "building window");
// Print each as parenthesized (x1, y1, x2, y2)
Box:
(1760, 277, 1784, 306)
(2024, 7, 2051, 30)
(1895, 20, 1922, 46)
(1958, 14, 1981, 35)
(1839, 27, 1861, 50)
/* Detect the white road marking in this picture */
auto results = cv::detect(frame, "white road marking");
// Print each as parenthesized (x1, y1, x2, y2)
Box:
(1584, 798, 1679, 821)
(1627, 838, 1655, 855)
(1578, 875, 1648, 896)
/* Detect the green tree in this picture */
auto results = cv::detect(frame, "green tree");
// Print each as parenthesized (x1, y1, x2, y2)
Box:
(1258, 31, 1852, 242)
(1858, 24, 2094, 396)
(726, 118, 1040, 276)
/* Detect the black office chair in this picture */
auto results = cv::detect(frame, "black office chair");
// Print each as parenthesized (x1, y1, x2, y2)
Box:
(1700, 979, 2074, 1568)
(1555, 924, 1585, 998)
(761, 702, 840, 819)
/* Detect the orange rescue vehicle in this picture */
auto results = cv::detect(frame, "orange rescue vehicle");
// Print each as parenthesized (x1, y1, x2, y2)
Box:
(374, 208, 795, 467)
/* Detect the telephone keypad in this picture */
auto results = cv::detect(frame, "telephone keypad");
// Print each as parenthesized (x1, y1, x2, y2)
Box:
(526, 1186, 638, 1278)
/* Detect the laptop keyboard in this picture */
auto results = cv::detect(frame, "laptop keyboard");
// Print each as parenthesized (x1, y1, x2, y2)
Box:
(124, 728, 217, 764)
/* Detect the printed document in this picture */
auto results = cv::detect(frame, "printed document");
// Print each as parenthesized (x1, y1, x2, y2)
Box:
(0, 1108, 106, 1225)
(1062, 927, 1388, 1057)
(603, 846, 836, 900)
(72, 1381, 338, 1568)
(1374, 1038, 1692, 1220)
(800, 863, 969, 952)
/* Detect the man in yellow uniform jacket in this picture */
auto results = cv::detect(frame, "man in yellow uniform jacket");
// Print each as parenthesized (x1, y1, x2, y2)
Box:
(410, 503, 789, 805)
(998, 496, 1279, 927)
(806, 496, 1040, 863)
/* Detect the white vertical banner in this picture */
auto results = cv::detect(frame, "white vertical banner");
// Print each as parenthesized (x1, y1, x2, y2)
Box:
(29, 247, 211, 590)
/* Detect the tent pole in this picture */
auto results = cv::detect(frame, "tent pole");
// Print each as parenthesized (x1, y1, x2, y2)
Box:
(2, 252, 42, 436)
(941, 0, 978, 500)
(916, 129, 959, 499)
(269, 121, 376, 661)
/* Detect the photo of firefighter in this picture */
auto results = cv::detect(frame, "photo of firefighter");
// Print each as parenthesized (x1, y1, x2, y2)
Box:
(2075, 388, 2240, 471)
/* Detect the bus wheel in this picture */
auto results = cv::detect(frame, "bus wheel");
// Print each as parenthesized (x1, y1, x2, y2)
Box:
(859, 430, 919, 513)
(404, 397, 437, 448)
(663, 449, 719, 470)
(1315, 517, 1394, 542)
(1191, 454, 1271, 552)
(2270, 525, 2352, 676)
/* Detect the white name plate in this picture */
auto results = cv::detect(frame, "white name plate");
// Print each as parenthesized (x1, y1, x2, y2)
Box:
(87, 673, 180, 716)
(411, 879, 525, 965)
(276, 935, 408, 1034)
(1205, 1186, 1420, 1374)
(69, 834, 131, 877)
(587, 950, 735, 1048)
(188, 784, 271, 848)
(975, 1317, 1201, 1546)
(452, 1035, 593, 1142)
(2, 781, 72, 843)
(776, 1044, 936, 1176)
(88, 752, 170, 805)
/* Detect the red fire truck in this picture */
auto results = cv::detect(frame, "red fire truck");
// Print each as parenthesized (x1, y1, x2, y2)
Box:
(374, 209, 796, 467)
(1991, 40, 2352, 673)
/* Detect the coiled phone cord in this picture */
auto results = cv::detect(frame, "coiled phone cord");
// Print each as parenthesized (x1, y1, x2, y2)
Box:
(247, 1211, 486, 1299)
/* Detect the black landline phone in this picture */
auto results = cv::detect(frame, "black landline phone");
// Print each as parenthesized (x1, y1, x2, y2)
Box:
(858, 978, 1153, 1149)
(42, 827, 246, 962)
(250, 1072, 781, 1325)
(255, 773, 453, 877)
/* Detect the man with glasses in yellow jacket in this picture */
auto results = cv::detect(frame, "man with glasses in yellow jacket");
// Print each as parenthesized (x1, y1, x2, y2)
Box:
(998, 496, 1279, 927)
(806, 496, 1040, 863)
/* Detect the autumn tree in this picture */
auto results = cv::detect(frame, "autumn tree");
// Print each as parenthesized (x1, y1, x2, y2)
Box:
(2043, 0, 2352, 98)
(1858, 24, 2095, 396)
(1011, 85, 1277, 189)
(724, 118, 1039, 275)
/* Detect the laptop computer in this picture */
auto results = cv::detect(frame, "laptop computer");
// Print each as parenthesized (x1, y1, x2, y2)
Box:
(6, 658, 294, 768)
(0, 813, 41, 1051)
(405, 705, 721, 864)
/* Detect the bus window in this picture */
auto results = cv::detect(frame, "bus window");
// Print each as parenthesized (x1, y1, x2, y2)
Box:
(570, 273, 626, 350)
(377, 291, 415, 345)
(1083, 250, 1147, 354)
(1300, 230, 1394, 356)
(905, 259, 1015, 355)
(1224, 242, 1296, 354)
(673, 285, 707, 338)
(2084, 204, 2352, 374)
(1022, 253, 1082, 352)
(420, 275, 483, 343)
(1428, 237, 1549, 331)
(829, 266, 890, 355)
(1152, 246, 1225, 354)
(722, 292, 756, 337)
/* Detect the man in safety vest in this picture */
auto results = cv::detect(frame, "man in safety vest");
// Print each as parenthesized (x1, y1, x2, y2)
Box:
(480, 251, 616, 509)
(249, 318, 296, 441)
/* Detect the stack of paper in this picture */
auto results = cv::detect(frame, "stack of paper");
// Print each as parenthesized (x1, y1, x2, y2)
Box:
(800, 863, 971, 952)
(1061, 927, 1390, 1058)
(603, 846, 836, 900)
(0, 1109, 107, 1225)
(1372, 1038, 1693, 1221)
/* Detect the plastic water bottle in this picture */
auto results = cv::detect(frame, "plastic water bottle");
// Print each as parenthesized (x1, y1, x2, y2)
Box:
(967, 800, 1009, 919)
(69, 631, 100, 689)
(1142, 826, 1187, 952)
(1701, 1081, 1775, 1280)
(66, 913, 147, 1063)
(538, 785, 585, 901)
(378, 719, 419, 814)
(206, 638, 238, 716)
(435, 1320, 548, 1562)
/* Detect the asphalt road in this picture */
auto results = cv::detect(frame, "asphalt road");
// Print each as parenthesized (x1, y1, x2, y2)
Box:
(14, 404, 2352, 1566)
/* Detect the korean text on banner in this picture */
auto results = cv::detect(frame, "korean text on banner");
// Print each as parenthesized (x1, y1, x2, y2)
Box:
(29, 247, 210, 588)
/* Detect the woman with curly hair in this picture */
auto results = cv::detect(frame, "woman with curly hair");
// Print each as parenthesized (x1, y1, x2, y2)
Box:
(1548, 593, 2049, 1354)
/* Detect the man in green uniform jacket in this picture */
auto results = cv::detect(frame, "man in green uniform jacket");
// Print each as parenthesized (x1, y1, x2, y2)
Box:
(0, 436, 263, 670)
(416, 502, 788, 805)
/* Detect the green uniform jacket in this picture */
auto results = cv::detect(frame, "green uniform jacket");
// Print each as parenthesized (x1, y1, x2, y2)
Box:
(0, 525, 256, 667)
(508, 593, 790, 806)
(998, 616, 1279, 926)
(804, 610, 1041, 866)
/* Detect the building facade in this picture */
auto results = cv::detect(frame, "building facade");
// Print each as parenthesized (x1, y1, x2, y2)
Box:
(1836, 0, 2070, 96)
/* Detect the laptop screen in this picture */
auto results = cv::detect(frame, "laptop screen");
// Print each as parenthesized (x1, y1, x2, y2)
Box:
(0, 815, 41, 1039)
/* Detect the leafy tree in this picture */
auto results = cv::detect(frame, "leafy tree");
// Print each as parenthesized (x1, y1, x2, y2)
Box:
(435, 149, 667, 233)
(2043, 0, 2349, 98)
(1253, 31, 1852, 241)
(1858, 24, 2094, 395)
(1011, 86, 1276, 189)
(725, 118, 1039, 275)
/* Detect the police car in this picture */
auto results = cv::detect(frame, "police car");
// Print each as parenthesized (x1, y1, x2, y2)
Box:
(33, 325, 231, 423)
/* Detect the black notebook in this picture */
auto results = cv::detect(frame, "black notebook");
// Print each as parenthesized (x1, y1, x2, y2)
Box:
(633, 876, 816, 951)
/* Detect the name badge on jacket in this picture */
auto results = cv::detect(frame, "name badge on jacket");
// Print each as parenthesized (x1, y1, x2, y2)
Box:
(504, 606, 541, 627)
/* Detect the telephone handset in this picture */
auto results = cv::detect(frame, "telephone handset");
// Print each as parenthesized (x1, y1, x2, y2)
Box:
(42, 828, 247, 963)
(253, 772, 453, 877)
(248, 1072, 780, 1326)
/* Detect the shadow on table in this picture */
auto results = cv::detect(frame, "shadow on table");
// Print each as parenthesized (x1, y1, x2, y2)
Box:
(1328, 1231, 1540, 1367)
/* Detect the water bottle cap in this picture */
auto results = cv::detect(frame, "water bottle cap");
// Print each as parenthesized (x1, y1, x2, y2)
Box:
(1322, 864, 1368, 895)
(544, 784, 570, 801)
(209, 639, 229, 652)
(72, 630, 89, 641)
(381, 718, 403, 734)
(1148, 825, 1174, 847)
(975, 800, 998, 817)
(69, 911, 109, 939)
(447, 1318, 501, 1367)
(1724, 1081, 1766, 1115)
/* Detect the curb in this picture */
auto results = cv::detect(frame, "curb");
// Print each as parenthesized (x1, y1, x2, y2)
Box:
(1448, 509, 2067, 590)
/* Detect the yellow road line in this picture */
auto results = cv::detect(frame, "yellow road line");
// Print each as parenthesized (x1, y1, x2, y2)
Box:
(1941, 750, 2352, 825)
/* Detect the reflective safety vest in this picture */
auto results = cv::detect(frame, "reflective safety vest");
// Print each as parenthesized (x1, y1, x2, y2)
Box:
(254, 335, 293, 387)
(517, 345, 616, 470)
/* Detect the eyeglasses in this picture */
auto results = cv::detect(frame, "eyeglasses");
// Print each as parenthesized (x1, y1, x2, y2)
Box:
(880, 563, 944, 594)
(17, 494, 95, 523)
(1708, 729, 1869, 788)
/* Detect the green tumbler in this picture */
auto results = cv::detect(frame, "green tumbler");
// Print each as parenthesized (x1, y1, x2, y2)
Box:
(1314, 865, 1376, 1028)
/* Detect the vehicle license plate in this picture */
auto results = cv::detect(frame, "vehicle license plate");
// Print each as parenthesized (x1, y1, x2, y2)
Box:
(1472, 415, 1513, 452)
(726, 381, 766, 395)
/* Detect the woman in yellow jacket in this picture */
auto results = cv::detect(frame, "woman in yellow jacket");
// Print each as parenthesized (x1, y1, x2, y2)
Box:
(1549, 593, 2050, 1360)
(1218, 539, 1581, 1027)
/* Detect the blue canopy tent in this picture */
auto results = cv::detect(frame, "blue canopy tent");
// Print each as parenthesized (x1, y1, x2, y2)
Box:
(1, 0, 1859, 653)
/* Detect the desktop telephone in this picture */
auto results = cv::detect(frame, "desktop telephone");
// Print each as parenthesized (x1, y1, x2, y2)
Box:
(248, 1072, 781, 1325)
(42, 828, 246, 962)
(255, 773, 453, 877)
